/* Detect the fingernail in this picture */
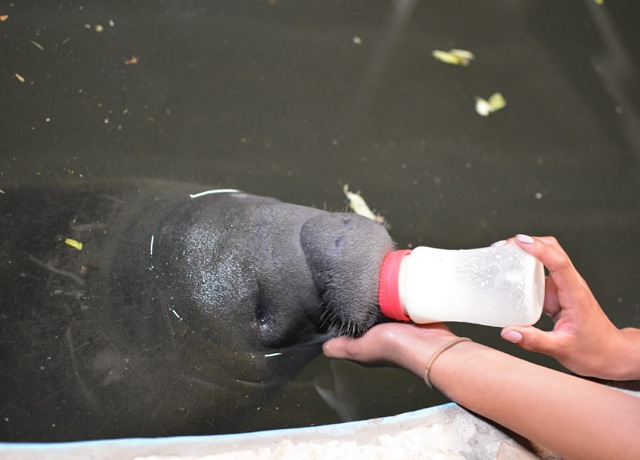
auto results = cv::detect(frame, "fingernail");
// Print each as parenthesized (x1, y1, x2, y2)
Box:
(516, 234, 534, 244)
(491, 240, 507, 247)
(502, 329, 523, 343)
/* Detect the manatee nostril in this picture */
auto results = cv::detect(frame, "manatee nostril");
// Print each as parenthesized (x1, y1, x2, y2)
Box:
(255, 303, 267, 323)
(335, 235, 345, 250)
(254, 282, 269, 324)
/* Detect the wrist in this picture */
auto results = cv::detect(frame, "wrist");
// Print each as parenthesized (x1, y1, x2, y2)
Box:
(611, 328, 640, 380)
(426, 341, 492, 393)
(383, 327, 459, 378)
(423, 337, 473, 388)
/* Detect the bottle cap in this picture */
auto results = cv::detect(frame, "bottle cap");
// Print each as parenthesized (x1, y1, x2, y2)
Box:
(378, 249, 412, 321)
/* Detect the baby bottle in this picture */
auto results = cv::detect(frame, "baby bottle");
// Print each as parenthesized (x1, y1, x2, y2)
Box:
(378, 245, 545, 327)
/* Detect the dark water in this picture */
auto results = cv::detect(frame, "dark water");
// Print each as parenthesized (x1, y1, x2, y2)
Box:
(1, 0, 639, 438)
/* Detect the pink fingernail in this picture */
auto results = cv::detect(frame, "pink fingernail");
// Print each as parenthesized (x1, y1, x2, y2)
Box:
(491, 240, 507, 247)
(502, 329, 523, 343)
(516, 234, 534, 244)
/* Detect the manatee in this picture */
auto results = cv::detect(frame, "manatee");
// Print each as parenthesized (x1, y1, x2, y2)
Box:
(0, 180, 393, 441)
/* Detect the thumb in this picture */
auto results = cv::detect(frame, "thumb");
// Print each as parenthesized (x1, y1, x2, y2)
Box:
(501, 326, 565, 356)
(322, 336, 353, 359)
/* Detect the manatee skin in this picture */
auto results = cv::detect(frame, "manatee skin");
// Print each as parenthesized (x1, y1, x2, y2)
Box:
(0, 180, 393, 441)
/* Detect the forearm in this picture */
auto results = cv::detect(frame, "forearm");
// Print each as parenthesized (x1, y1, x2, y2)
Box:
(426, 341, 640, 460)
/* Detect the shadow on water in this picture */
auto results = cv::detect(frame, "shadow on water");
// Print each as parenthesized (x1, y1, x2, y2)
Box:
(1, 0, 639, 441)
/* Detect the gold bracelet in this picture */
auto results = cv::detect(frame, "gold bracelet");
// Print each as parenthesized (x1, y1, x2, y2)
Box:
(424, 337, 472, 389)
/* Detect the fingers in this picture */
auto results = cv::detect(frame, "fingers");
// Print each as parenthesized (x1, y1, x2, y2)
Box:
(495, 235, 591, 316)
(493, 235, 569, 264)
(322, 336, 356, 360)
(322, 330, 394, 362)
(513, 235, 587, 289)
(512, 235, 572, 275)
(323, 323, 456, 368)
(501, 326, 569, 358)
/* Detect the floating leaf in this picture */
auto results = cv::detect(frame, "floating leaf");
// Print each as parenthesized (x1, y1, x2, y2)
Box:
(432, 49, 475, 67)
(343, 184, 385, 224)
(475, 92, 507, 116)
(65, 238, 84, 251)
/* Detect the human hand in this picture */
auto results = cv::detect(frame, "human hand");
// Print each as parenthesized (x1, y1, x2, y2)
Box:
(323, 322, 458, 378)
(497, 235, 629, 379)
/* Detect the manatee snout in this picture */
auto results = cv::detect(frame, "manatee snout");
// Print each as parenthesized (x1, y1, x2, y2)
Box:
(300, 213, 394, 337)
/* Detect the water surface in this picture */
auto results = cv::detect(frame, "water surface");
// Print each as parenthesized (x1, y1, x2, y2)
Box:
(1, 0, 639, 438)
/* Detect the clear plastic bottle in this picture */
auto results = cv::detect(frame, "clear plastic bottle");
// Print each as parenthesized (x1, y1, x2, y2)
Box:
(378, 245, 545, 327)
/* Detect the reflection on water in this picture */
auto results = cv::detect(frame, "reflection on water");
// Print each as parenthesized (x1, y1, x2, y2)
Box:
(1, 0, 639, 441)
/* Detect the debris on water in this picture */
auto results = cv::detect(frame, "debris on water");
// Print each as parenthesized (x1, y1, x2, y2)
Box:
(0, 15, 8, 22)
(64, 238, 84, 251)
(94, 24, 104, 33)
(30, 40, 45, 51)
(475, 92, 507, 116)
(432, 49, 475, 67)
(15, 73, 25, 83)
(124, 56, 139, 65)
(594, 0, 604, 4)
(343, 184, 385, 225)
